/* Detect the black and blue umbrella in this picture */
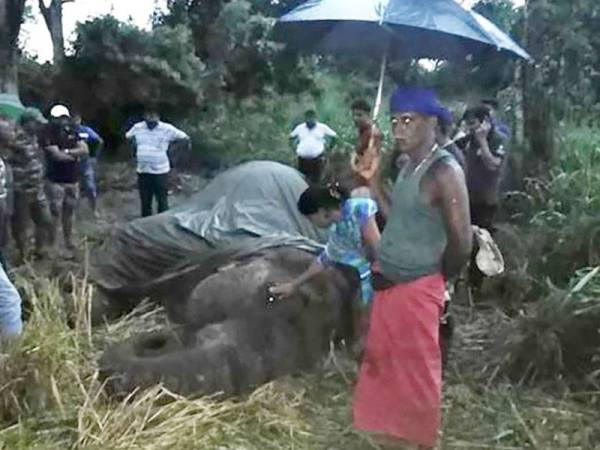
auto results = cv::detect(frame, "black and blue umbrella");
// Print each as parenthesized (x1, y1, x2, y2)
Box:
(278, 0, 530, 61)
(277, 0, 530, 116)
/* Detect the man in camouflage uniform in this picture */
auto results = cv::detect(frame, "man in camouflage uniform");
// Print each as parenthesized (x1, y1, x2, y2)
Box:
(1, 109, 53, 259)
(0, 115, 14, 268)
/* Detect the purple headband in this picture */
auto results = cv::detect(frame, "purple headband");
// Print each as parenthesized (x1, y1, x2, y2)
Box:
(390, 87, 452, 125)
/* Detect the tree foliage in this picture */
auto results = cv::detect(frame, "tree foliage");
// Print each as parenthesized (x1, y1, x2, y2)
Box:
(18, 15, 206, 147)
(156, 0, 311, 97)
(525, 0, 600, 118)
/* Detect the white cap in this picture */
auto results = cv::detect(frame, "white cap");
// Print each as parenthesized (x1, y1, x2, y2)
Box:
(50, 104, 70, 118)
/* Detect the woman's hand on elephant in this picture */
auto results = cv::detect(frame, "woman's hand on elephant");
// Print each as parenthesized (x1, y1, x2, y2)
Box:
(269, 282, 296, 298)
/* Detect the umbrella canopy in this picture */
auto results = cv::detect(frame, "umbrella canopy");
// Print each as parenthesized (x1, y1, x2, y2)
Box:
(470, 11, 530, 60)
(278, 0, 530, 61)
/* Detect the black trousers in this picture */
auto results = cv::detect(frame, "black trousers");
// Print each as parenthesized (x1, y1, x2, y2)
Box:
(138, 173, 169, 217)
(297, 156, 324, 183)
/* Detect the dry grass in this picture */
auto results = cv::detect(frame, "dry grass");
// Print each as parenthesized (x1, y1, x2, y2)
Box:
(1, 273, 599, 450)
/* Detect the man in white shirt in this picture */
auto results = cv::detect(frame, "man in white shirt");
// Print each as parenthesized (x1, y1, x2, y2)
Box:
(126, 109, 190, 217)
(289, 110, 337, 182)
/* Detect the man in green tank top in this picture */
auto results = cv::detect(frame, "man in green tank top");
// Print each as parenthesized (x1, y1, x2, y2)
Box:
(353, 87, 472, 450)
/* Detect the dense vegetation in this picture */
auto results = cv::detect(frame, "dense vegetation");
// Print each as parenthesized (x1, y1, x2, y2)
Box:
(0, 0, 598, 448)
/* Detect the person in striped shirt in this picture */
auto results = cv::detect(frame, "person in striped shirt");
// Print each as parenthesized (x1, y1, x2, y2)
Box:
(125, 109, 190, 217)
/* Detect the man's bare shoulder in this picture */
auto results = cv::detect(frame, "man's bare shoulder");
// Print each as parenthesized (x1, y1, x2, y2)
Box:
(428, 156, 465, 185)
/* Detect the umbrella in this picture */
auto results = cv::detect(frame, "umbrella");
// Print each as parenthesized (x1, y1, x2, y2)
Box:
(278, 0, 530, 61)
(470, 11, 530, 61)
(277, 0, 530, 117)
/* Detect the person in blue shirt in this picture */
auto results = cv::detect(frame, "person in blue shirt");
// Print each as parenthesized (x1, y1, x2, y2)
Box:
(269, 184, 381, 345)
(0, 262, 22, 338)
(73, 114, 103, 218)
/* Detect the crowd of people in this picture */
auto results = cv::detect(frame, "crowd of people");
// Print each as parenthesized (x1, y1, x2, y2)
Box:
(0, 86, 509, 449)
(283, 87, 509, 449)
(0, 104, 189, 340)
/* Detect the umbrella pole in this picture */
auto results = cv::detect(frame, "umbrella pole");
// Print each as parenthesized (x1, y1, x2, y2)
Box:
(362, 49, 387, 155)
(352, 49, 386, 190)
(372, 49, 388, 121)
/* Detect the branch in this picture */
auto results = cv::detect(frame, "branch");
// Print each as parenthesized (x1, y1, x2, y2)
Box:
(38, 0, 51, 23)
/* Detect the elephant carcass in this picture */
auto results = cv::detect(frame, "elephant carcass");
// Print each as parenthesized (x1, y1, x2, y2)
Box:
(90, 161, 325, 323)
(100, 248, 359, 397)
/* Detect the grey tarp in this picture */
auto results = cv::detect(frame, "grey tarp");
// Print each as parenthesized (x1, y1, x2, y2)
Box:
(90, 161, 326, 298)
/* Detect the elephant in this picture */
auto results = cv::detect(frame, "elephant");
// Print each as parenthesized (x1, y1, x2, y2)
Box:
(96, 161, 454, 398)
(100, 247, 361, 397)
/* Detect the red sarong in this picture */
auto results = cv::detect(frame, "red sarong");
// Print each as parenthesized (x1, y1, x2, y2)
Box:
(353, 273, 445, 448)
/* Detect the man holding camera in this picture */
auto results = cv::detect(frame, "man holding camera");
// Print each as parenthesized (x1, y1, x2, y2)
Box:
(41, 105, 88, 252)
(457, 105, 507, 291)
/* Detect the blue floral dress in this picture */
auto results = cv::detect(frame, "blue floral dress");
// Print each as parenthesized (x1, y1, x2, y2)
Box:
(318, 197, 378, 306)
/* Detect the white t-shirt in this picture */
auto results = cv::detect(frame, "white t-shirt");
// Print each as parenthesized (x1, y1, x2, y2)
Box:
(290, 122, 337, 159)
(126, 121, 189, 174)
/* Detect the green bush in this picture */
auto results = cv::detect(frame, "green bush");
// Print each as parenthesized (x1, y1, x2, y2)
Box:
(183, 71, 393, 171)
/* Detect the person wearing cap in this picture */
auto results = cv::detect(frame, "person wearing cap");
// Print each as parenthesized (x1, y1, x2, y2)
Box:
(353, 87, 472, 449)
(125, 108, 190, 217)
(73, 113, 103, 218)
(1, 109, 53, 260)
(41, 104, 88, 252)
(289, 110, 338, 183)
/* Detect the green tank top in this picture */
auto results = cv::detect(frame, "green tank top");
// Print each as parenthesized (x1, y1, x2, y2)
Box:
(378, 147, 451, 283)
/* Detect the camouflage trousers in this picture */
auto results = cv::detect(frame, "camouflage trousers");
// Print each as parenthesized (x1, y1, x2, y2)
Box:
(46, 182, 79, 249)
(12, 188, 53, 256)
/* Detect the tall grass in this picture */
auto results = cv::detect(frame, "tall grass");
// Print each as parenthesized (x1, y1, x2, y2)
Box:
(487, 125, 600, 386)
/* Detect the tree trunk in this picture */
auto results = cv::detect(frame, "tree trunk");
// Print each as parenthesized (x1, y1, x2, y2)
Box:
(522, 0, 555, 175)
(0, 0, 26, 102)
(39, 0, 72, 64)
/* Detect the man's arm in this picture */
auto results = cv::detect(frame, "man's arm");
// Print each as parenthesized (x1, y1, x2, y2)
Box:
(67, 140, 89, 158)
(45, 145, 75, 162)
(269, 258, 326, 298)
(167, 124, 190, 144)
(477, 138, 502, 171)
(326, 134, 338, 152)
(475, 120, 502, 171)
(125, 127, 137, 158)
(97, 135, 105, 153)
(125, 126, 136, 140)
(430, 160, 472, 280)
(289, 126, 300, 151)
(324, 124, 338, 151)
(87, 127, 105, 152)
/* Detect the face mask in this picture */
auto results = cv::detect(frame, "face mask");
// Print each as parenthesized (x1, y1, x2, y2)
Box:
(306, 120, 316, 129)
(146, 120, 159, 130)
